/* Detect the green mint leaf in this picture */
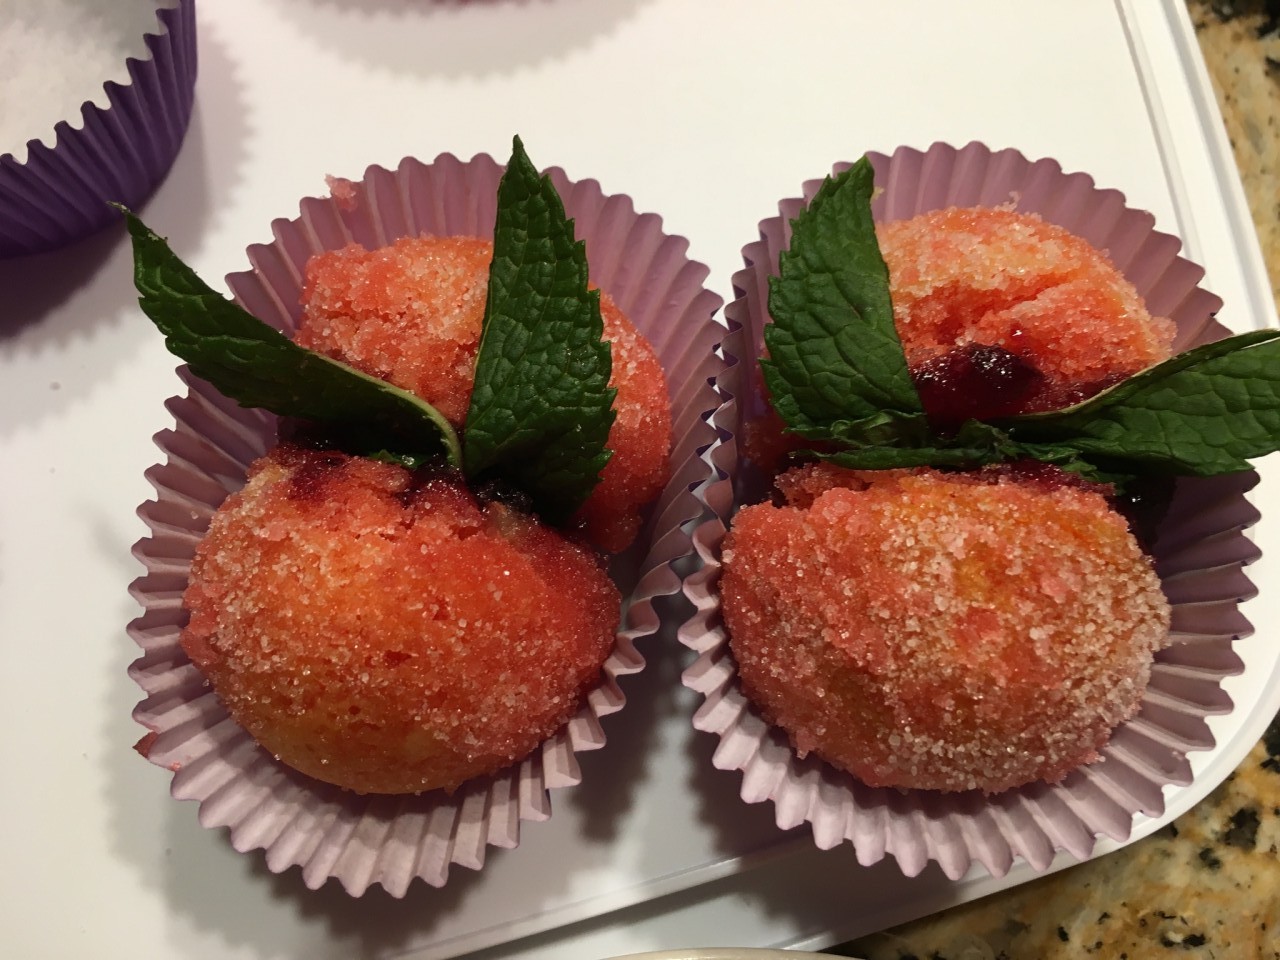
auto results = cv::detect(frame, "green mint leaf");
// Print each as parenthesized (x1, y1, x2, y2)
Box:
(122, 209, 462, 467)
(822, 445, 993, 470)
(818, 423, 1136, 485)
(756, 153, 1280, 482)
(762, 157, 921, 439)
(781, 409, 930, 445)
(462, 136, 616, 524)
(820, 420, 1014, 470)
(1008, 329, 1280, 475)
(1008, 444, 1137, 487)
(825, 410, 935, 448)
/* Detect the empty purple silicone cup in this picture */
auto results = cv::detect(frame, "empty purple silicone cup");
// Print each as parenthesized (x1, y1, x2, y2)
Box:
(0, 0, 197, 258)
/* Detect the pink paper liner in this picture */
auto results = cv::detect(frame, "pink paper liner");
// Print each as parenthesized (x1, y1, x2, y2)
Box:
(127, 151, 724, 896)
(0, 0, 198, 258)
(681, 141, 1261, 880)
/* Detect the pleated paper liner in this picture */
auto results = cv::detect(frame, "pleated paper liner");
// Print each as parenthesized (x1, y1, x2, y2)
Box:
(681, 141, 1260, 880)
(128, 151, 725, 896)
(0, 0, 198, 259)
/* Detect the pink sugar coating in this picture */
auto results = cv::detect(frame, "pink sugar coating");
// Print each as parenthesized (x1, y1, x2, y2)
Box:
(295, 235, 671, 553)
(297, 236, 492, 426)
(742, 207, 1177, 475)
(876, 207, 1176, 382)
(721, 465, 1170, 794)
(181, 445, 620, 796)
(576, 295, 673, 552)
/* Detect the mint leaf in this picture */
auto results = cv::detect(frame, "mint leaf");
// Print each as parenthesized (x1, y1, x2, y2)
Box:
(821, 445, 997, 470)
(820, 419, 1015, 470)
(819, 424, 1137, 484)
(1008, 329, 1280, 475)
(824, 410, 934, 448)
(759, 153, 1280, 483)
(763, 157, 922, 439)
(122, 210, 461, 467)
(1004, 444, 1137, 487)
(462, 136, 615, 524)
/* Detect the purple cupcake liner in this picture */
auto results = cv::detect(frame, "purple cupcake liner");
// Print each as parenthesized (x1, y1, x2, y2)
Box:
(681, 141, 1260, 880)
(0, 0, 198, 259)
(128, 151, 724, 895)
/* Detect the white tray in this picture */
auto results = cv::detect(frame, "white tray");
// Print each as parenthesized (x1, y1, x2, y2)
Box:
(1, 1, 1275, 958)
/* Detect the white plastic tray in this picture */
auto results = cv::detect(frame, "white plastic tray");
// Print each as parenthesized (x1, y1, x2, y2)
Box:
(1, 1, 1275, 958)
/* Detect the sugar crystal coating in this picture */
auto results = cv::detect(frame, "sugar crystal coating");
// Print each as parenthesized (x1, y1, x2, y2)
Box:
(744, 206, 1176, 471)
(721, 465, 1170, 794)
(297, 236, 491, 425)
(876, 207, 1175, 384)
(181, 445, 620, 795)
(296, 235, 671, 552)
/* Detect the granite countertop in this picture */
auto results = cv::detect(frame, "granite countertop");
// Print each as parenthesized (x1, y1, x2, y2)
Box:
(837, 3, 1280, 958)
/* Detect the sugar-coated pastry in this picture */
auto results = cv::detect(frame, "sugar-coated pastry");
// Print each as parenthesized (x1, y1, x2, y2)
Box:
(181, 444, 620, 795)
(296, 236, 670, 552)
(721, 464, 1170, 794)
(878, 206, 1176, 413)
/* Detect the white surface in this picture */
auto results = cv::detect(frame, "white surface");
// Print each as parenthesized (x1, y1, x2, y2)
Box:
(0, 1, 1275, 959)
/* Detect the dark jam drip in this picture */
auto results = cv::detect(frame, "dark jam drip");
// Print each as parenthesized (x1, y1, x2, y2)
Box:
(911, 343, 1128, 431)
(911, 344, 1045, 432)
(1018, 371, 1130, 413)
(280, 444, 350, 503)
(910, 344, 1169, 552)
(274, 440, 465, 508)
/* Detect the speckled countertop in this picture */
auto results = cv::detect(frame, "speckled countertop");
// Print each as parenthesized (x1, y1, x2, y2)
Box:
(837, 3, 1280, 959)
